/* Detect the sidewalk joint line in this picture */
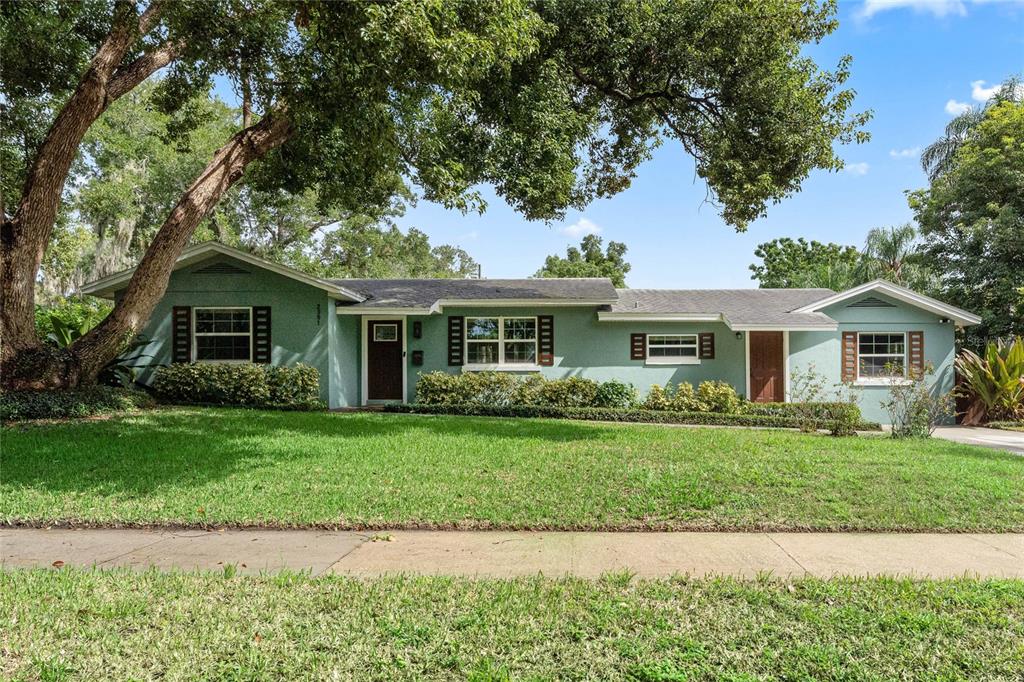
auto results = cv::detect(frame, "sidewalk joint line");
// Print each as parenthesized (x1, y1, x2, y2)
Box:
(767, 534, 810, 576)
(96, 534, 171, 567)
(319, 533, 373, 576)
(963, 535, 1020, 559)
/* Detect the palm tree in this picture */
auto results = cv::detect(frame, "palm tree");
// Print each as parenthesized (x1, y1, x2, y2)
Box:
(860, 223, 937, 292)
(921, 77, 1022, 181)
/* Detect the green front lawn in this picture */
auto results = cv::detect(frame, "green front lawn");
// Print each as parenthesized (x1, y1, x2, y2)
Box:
(2, 408, 1023, 531)
(3, 569, 1022, 680)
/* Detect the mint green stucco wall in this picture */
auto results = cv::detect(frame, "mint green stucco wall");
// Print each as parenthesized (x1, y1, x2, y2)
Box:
(788, 292, 956, 424)
(402, 306, 746, 403)
(128, 254, 338, 405)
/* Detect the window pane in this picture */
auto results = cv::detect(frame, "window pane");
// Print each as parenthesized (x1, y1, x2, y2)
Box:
(504, 341, 536, 363)
(196, 335, 251, 361)
(649, 346, 696, 357)
(467, 342, 499, 364)
(467, 318, 499, 340)
(196, 309, 249, 333)
(648, 335, 696, 346)
(503, 318, 536, 340)
(860, 333, 904, 355)
(373, 324, 397, 341)
(859, 355, 905, 377)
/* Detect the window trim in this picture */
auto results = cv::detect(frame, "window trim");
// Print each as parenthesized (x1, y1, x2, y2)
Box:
(855, 331, 910, 385)
(464, 316, 540, 369)
(645, 333, 700, 366)
(192, 306, 253, 363)
(372, 323, 399, 342)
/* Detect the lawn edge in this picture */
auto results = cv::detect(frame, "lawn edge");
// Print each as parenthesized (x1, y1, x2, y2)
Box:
(5, 518, 1021, 534)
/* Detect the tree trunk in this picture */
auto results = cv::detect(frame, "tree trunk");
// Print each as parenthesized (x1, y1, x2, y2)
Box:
(70, 113, 293, 383)
(0, 1, 174, 371)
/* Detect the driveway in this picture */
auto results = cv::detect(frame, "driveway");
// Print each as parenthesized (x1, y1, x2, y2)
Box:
(932, 426, 1024, 455)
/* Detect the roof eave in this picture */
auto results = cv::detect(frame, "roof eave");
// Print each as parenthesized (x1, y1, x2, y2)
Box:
(792, 279, 982, 326)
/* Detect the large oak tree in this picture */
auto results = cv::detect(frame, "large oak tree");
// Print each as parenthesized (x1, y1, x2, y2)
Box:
(1, 0, 867, 389)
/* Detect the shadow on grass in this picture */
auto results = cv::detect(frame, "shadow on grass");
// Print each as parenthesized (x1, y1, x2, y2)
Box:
(1, 408, 614, 501)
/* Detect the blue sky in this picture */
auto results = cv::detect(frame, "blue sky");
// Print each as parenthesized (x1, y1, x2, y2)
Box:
(393, 0, 1024, 287)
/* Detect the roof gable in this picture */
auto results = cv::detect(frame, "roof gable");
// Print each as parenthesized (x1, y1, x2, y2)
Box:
(80, 242, 366, 301)
(792, 279, 981, 326)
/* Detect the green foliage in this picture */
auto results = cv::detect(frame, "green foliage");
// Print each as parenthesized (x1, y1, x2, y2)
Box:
(749, 237, 862, 289)
(34, 297, 110, 342)
(911, 89, 1024, 347)
(535, 235, 631, 287)
(387, 402, 880, 432)
(593, 380, 638, 409)
(696, 381, 742, 414)
(641, 384, 673, 411)
(415, 371, 628, 409)
(0, 387, 154, 421)
(955, 337, 1024, 421)
(880, 365, 955, 438)
(153, 363, 322, 410)
(642, 381, 741, 414)
(860, 223, 934, 291)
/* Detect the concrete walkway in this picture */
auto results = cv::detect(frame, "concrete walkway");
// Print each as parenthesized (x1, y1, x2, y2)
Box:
(933, 425, 1024, 454)
(3, 528, 1022, 579)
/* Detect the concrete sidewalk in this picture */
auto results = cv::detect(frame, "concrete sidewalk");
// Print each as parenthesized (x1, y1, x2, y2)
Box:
(3, 528, 1022, 579)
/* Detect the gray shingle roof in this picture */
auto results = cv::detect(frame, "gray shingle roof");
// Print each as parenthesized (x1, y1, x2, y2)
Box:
(331, 278, 618, 309)
(608, 288, 838, 327)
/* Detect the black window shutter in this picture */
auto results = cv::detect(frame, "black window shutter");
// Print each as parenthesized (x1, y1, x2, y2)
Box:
(537, 315, 554, 366)
(699, 332, 715, 359)
(448, 316, 464, 366)
(252, 306, 272, 363)
(171, 306, 192, 363)
(908, 331, 924, 375)
(630, 333, 646, 360)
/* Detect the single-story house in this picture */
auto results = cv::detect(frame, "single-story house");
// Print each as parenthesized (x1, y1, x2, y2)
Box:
(82, 242, 981, 424)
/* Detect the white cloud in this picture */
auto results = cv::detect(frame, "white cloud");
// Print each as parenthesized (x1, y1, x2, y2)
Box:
(858, 0, 967, 19)
(971, 79, 1002, 101)
(844, 162, 870, 176)
(945, 98, 972, 115)
(889, 147, 920, 159)
(559, 217, 602, 238)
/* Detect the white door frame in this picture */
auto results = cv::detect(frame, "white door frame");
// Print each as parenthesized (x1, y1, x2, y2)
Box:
(361, 315, 407, 405)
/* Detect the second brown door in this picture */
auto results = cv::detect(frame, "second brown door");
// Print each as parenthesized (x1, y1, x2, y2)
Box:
(749, 331, 784, 403)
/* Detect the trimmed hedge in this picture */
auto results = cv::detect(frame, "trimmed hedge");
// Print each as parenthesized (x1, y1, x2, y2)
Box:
(153, 363, 323, 410)
(988, 421, 1024, 432)
(1, 386, 155, 421)
(385, 402, 882, 431)
(742, 401, 863, 422)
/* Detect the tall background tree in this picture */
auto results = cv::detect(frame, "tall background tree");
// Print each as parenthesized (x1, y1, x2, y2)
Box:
(1, 0, 867, 389)
(909, 83, 1024, 347)
(535, 234, 630, 287)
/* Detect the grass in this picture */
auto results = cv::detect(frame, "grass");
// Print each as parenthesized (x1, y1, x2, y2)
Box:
(2, 407, 1023, 531)
(2, 568, 1022, 680)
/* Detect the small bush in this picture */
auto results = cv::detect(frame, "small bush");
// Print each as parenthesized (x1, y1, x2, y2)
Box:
(537, 376, 600, 407)
(881, 364, 954, 438)
(593, 380, 637, 409)
(642, 383, 673, 410)
(743, 401, 863, 423)
(696, 380, 742, 413)
(1, 386, 155, 421)
(385, 402, 882, 432)
(668, 382, 700, 411)
(153, 363, 322, 410)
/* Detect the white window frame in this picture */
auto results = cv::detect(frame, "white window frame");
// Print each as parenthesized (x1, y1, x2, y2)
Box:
(646, 333, 700, 365)
(464, 316, 540, 370)
(855, 331, 909, 385)
(192, 306, 253, 363)
(373, 323, 399, 342)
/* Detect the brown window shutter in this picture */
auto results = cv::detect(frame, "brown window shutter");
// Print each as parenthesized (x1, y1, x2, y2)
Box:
(252, 306, 272, 363)
(841, 331, 858, 382)
(908, 331, 924, 376)
(537, 315, 554, 366)
(699, 332, 715, 359)
(171, 306, 192, 363)
(630, 333, 646, 360)
(448, 316, 464, 366)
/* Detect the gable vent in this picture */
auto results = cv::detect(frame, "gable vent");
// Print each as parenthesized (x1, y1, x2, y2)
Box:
(193, 262, 250, 276)
(847, 296, 896, 308)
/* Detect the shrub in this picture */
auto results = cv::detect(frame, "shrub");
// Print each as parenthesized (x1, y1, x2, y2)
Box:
(955, 336, 1024, 422)
(880, 364, 954, 438)
(153, 363, 322, 410)
(512, 374, 547, 406)
(696, 380, 741, 413)
(593, 379, 638, 409)
(743, 401, 864, 435)
(1, 386, 155, 421)
(668, 382, 700, 411)
(385, 402, 881, 432)
(642, 383, 672, 410)
(538, 376, 600, 407)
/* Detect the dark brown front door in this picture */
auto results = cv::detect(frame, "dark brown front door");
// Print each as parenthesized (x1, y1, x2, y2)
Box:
(368, 320, 403, 401)
(749, 331, 784, 403)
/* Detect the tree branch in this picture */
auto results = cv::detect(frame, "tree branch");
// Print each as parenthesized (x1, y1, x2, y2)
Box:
(108, 40, 182, 101)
